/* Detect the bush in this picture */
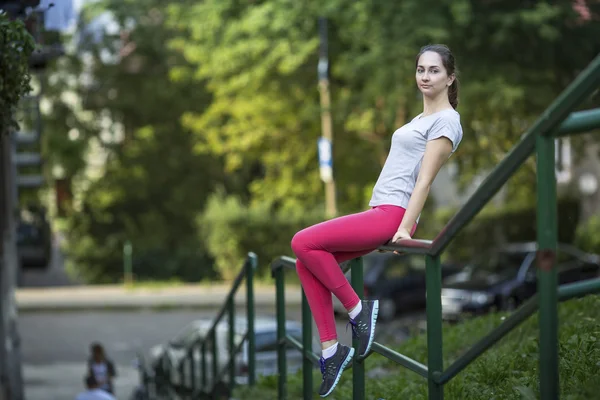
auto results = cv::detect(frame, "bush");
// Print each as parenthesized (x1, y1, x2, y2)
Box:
(234, 294, 600, 399)
(574, 215, 600, 255)
(199, 190, 326, 280)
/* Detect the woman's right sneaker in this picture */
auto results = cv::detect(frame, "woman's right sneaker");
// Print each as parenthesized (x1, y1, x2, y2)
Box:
(318, 344, 355, 398)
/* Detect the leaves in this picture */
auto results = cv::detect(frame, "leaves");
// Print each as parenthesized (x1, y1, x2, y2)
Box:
(40, 0, 600, 281)
(0, 13, 35, 131)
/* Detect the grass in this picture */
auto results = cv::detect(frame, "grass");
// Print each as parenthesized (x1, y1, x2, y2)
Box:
(233, 294, 600, 400)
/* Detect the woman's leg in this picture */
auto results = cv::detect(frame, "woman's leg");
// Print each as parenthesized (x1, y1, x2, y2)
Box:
(295, 248, 374, 343)
(291, 205, 408, 343)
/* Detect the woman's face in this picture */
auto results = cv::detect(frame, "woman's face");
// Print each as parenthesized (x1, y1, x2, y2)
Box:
(415, 51, 454, 99)
(93, 348, 104, 361)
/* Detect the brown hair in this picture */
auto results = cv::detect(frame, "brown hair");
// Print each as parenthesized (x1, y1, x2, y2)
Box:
(415, 44, 459, 109)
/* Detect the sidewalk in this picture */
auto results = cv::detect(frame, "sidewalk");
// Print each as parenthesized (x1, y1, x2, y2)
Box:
(16, 283, 304, 312)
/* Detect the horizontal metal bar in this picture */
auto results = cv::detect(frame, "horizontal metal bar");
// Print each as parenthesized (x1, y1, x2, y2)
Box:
(378, 239, 433, 255)
(14, 152, 42, 167)
(553, 108, 600, 137)
(17, 175, 44, 188)
(285, 334, 320, 366)
(558, 277, 600, 301)
(370, 342, 428, 379)
(438, 296, 539, 384)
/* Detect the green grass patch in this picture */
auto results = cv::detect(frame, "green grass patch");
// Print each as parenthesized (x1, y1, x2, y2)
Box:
(234, 294, 600, 400)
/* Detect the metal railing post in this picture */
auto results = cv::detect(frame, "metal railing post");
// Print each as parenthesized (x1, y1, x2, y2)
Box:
(190, 345, 196, 393)
(350, 257, 365, 400)
(536, 135, 559, 399)
(426, 254, 444, 399)
(228, 297, 236, 391)
(301, 290, 313, 400)
(201, 342, 207, 391)
(276, 267, 288, 399)
(247, 253, 257, 386)
(211, 329, 218, 390)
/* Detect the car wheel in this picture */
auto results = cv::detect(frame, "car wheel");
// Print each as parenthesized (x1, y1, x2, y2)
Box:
(379, 298, 397, 321)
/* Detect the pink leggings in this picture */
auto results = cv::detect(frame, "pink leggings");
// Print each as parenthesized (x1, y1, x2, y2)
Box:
(290, 205, 414, 342)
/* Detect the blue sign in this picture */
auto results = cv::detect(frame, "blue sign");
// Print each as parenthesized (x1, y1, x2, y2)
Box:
(318, 137, 332, 167)
(318, 137, 333, 183)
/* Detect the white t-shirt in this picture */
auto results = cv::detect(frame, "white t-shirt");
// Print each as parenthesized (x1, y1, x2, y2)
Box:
(75, 389, 116, 400)
(369, 108, 463, 210)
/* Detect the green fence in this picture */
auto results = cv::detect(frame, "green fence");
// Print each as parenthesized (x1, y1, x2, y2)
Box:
(270, 52, 600, 400)
(146, 253, 258, 399)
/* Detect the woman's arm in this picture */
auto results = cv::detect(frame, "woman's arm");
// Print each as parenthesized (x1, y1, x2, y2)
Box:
(394, 137, 454, 241)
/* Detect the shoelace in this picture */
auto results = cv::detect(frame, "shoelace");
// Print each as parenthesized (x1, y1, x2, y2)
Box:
(319, 356, 339, 377)
(347, 319, 359, 339)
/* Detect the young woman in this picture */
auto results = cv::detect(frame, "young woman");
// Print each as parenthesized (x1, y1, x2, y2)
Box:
(87, 342, 117, 395)
(290, 44, 463, 398)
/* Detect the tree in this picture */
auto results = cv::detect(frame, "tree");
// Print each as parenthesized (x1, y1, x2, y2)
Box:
(41, 0, 242, 282)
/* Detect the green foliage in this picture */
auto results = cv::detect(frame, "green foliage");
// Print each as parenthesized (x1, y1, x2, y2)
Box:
(200, 190, 325, 279)
(41, 0, 600, 282)
(575, 215, 600, 255)
(234, 295, 600, 399)
(46, 0, 227, 283)
(0, 12, 35, 131)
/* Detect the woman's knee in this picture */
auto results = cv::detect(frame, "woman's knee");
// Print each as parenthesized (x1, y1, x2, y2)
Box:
(290, 230, 307, 255)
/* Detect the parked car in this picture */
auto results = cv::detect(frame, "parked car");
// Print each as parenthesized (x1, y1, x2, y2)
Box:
(441, 242, 600, 321)
(149, 316, 319, 390)
(16, 205, 51, 270)
(333, 251, 463, 320)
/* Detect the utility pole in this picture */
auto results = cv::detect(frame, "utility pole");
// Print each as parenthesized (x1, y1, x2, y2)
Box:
(317, 17, 337, 218)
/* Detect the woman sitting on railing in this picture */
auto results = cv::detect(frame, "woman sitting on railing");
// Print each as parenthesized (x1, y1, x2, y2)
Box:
(290, 44, 464, 398)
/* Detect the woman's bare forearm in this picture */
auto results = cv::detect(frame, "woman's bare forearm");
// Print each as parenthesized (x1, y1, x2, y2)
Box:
(398, 182, 431, 233)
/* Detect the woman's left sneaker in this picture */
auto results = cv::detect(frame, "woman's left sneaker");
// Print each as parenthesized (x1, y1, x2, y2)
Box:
(318, 344, 355, 398)
(348, 299, 379, 357)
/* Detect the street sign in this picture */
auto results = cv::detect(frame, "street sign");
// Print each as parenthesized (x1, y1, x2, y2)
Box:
(318, 136, 333, 183)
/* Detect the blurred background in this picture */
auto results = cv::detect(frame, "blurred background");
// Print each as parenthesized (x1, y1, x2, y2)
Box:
(1, 0, 600, 399)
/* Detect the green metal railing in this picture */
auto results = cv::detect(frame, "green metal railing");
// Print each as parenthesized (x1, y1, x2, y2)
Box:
(271, 52, 600, 400)
(152, 252, 258, 399)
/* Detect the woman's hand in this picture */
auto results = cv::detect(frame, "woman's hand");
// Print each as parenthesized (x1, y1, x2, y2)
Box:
(391, 227, 412, 255)
(392, 227, 412, 243)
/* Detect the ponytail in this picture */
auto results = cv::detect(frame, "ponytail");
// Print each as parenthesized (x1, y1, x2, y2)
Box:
(448, 78, 459, 109)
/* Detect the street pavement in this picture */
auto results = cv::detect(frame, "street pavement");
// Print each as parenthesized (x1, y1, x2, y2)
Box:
(20, 307, 351, 400)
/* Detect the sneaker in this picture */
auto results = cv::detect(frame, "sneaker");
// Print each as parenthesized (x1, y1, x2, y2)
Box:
(318, 344, 355, 398)
(348, 300, 379, 357)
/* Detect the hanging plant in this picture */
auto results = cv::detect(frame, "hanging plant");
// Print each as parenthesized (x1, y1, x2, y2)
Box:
(0, 11, 35, 133)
